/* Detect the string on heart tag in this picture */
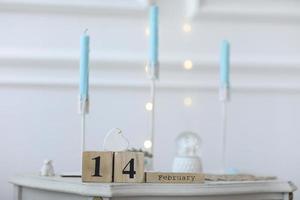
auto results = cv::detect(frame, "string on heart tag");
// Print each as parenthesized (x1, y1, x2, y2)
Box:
(103, 128, 130, 151)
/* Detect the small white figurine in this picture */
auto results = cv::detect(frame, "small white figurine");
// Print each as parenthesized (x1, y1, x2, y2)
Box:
(40, 159, 55, 176)
(172, 131, 203, 173)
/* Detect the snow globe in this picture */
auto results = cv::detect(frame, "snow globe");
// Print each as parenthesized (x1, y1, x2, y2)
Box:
(172, 131, 203, 172)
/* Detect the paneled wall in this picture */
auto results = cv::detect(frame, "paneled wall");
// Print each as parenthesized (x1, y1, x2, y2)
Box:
(1, 0, 300, 199)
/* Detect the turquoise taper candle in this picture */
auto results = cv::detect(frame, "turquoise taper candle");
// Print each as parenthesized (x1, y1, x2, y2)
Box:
(220, 40, 230, 87)
(80, 30, 90, 100)
(149, 4, 159, 66)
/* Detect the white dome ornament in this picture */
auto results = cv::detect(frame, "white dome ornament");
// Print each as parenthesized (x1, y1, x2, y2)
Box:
(40, 160, 55, 177)
(172, 132, 203, 173)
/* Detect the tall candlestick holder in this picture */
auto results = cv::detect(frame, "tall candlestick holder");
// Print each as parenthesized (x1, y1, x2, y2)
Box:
(219, 85, 230, 173)
(79, 97, 89, 154)
(145, 62, 159, 170)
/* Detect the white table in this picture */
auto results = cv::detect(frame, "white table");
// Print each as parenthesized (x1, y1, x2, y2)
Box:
(10, 175, 297, 200)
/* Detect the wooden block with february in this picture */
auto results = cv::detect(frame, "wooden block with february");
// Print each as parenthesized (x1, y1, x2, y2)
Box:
(145, 172, 205, 184)
(113, 151, 145, 183)
(82, 151, 113, 183)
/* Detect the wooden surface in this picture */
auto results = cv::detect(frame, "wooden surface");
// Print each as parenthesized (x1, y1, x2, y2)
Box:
(113, 151, 144, 183)
(145, 172, 204, 183)
(82, 151, 113, 183)
(9, 175, 297, 198)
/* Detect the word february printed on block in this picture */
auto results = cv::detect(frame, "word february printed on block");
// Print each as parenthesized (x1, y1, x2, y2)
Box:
(82, 151, 144, 183)
(145, 172, 205, 184)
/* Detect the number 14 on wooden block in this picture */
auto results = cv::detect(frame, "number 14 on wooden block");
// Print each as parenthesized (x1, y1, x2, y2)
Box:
(82, 151, 144, 183)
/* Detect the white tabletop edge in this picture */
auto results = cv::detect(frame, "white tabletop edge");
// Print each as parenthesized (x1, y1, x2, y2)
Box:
(9, 174, 297, 197)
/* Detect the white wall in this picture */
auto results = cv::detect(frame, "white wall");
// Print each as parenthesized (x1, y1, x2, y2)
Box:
(1, 0, 300, 199)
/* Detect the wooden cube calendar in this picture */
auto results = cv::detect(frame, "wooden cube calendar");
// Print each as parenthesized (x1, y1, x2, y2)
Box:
(113, 151, 145, 183)
(82, 151, 113, 183)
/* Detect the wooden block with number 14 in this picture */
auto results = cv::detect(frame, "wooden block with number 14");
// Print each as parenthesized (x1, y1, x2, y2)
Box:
(113, 151, 145, 183)
(82, 151, 113, 183)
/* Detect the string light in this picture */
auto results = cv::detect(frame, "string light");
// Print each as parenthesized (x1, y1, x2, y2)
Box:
(184, 97, 193, 107)
(145, 102, 153, 111)
(183, 60, 193, 70)
(145, 27, 150, 36)
(183, 23, 192, 33)
(145, 65, 149, 73)
(144, 140, 152, 149)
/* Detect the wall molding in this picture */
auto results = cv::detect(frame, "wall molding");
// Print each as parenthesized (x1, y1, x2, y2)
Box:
(1, 49, 300, 92)
(186, 0, 300, 23)
(1, 49, 300, 71)
(3, 78, 300, 94)
(0, 0, 149, 16)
